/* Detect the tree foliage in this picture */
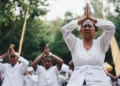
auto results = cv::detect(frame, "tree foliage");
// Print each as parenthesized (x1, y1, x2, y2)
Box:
(0, 0, 51, 61)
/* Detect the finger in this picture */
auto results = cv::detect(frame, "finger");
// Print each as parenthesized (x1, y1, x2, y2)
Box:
(46, 44, 49, 48)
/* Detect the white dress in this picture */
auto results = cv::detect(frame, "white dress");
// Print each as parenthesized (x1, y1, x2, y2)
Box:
(61, 19, 115, 86)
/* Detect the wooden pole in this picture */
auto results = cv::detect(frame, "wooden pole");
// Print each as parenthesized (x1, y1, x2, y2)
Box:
(100, 2, 120, 76)
(18, 6, 29, 55)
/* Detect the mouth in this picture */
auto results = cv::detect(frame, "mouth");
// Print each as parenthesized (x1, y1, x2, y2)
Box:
(84, 31, 90, 34)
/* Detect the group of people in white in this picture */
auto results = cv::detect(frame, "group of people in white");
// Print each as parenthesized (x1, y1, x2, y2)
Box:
(0, 3, 119, 86)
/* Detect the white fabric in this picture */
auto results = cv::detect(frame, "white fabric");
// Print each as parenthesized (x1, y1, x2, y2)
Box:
(61, 19, 115, 86)
(24, 74, 39, 86)
(0, 57, 29, 86)
(118, 79, 120, 85)
(58, 64, 69, 86)
(61, 64, 69, 71)
(27, 67, 34, 72)
(36, 65, 60, 86)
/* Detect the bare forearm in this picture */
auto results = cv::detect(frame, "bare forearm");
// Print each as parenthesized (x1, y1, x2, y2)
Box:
(107, 72, 115, 79)
(51, 53, 63, 65)
(69, 60, 74, 70)
(0, 53, 7, 59)
(32, 52, 44, 70)
(77, 16, 87, 25)
(51, 53, 63, 70)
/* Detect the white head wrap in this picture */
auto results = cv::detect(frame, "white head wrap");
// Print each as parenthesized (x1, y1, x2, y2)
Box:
(27, 67, 34, 72)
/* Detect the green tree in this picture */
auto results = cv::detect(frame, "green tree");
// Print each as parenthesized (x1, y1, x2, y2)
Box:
(0, 0, 51, 62)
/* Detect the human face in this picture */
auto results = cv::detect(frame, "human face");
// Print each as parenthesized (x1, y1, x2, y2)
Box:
(43, 58, 52, 70)
(28, 71, 33, 75)
(9, 55, 18, 66)
(80, 20, 96, 40)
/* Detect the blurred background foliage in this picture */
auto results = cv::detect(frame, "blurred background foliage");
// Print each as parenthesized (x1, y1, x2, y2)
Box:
(0, 0, 120, 75)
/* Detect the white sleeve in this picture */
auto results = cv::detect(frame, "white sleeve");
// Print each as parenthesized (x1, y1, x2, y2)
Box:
(19, 56, 29, 74)
(35, 65, 41, 76)
(61, 20, 79, 51)
(0, 63, 5, 73)
(96, 19, 115, 52)
(59, 70, 69, 82)
(53, 66, 60, 76)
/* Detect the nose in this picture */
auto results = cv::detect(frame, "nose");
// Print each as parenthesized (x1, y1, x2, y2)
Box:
(85, 26, 89, 30)
(45, 62, 49, 65)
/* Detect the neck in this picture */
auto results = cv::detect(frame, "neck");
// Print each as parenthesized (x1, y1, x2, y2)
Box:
(83, 39, 93, 45)
(11, 64, 15, 67)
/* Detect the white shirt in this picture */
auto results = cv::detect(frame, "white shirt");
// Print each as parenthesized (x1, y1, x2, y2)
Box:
(36, 65, 60, 86)
(117, 78, 120, 85)
(24, 74, 39, 86)
(0, 57, 29, 86)
(58, 64, 69, 86)
(61, 19, 115, 86)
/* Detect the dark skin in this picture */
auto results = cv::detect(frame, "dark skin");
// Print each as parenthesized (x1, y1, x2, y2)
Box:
(68, 60, 74, 71)
(42, 57, 52, 70)
(32, 44, 63, 71)
(0, 47, 18, 67)
(9, 54, 18, 67)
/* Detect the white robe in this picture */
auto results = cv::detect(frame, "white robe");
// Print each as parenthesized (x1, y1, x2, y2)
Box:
(61, 19, 115, 86)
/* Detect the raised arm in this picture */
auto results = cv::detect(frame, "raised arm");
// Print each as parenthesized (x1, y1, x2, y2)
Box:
(0, 48, 11, 59)
(45, 44, 63, 71)
(32, 52, 44, 71)
(86, 3, 115, 52)
(96, 19, 115, 52)
(61, 17, 87, 52)
(50, 53, 63, 71)
(19, 56, 29, 74)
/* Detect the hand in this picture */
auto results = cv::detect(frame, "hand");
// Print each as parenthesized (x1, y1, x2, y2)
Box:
(84, 4, 88, 18)
(84, 3, 97, 23)
(44, 44, 50, 55)
(10, 47, 16, 56)
(6, 48, 11, 56)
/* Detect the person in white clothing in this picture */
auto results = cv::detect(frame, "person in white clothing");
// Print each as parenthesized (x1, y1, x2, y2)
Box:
(0, 47, 29, 86)
(58, 63, 69, 86)
(24, 67, 39, 86)
(61, 3, 115, 86)
(32, 44, 63, 86)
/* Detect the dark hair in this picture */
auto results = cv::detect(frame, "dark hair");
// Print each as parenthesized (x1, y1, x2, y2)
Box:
(81, 20, 98, 32)
(42, 55, 54, 63)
